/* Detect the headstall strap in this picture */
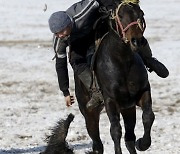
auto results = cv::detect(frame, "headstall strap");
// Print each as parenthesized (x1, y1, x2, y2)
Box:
(114, 2, 146, 43)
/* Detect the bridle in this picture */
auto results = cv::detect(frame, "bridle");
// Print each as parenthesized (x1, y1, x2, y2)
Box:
(112, 2, 146, 43)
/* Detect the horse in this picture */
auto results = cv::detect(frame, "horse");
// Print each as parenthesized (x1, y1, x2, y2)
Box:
(74, 0, 155, 154)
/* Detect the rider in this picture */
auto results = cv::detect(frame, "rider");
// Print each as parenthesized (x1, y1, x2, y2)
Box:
(48, 0, 103, 109)
(48, 0, 169, 109)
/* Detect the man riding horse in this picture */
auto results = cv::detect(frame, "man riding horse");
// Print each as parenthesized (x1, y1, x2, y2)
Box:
(48, 0, 169, 110)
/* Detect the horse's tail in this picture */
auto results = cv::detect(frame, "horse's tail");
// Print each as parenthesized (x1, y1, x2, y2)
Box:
(41, 113, 75, 154)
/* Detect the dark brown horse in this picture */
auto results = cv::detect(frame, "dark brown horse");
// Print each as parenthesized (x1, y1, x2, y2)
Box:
(74, 1, 155, 154)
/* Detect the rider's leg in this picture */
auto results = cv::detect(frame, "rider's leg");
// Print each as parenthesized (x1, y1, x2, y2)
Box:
(70, 50, 103, 111)
(78, 67, 103, 110)
(138, 37, 169, 78)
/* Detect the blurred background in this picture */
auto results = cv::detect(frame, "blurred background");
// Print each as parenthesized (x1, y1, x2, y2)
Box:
(0, 0, 180, 153)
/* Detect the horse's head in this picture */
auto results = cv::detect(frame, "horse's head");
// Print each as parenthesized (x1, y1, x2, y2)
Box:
(114, 0, 146, 50)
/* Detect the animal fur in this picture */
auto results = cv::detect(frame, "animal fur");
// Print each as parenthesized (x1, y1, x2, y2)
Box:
(40, 113, 75, 154)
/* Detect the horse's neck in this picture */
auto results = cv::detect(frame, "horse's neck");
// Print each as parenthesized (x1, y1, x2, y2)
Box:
(108, 30, 133, 62)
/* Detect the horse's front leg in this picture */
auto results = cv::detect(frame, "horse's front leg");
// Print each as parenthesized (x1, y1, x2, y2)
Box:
(121, 106, 137, 154)
(85, 110, 104, 154)
(105, 98, 122, 154)
(79, 104, 104, 154)
(136, 90, 155, 151)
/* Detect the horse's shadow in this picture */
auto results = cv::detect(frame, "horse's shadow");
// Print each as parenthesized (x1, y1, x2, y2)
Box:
(72, 142, 92, 151)
(0, 146, 45, 154)
(0, 143, 93, 154)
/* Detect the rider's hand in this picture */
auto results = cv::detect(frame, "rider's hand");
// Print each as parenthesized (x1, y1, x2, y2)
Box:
(65, 95, 75, 107)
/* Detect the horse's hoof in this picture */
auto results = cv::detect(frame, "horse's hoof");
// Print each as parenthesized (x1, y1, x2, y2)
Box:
(125, 141, 137, 154)
(135, 138, 151, 151)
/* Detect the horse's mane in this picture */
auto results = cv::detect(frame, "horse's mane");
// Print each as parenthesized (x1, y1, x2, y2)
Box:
(121, 0, 140, 4)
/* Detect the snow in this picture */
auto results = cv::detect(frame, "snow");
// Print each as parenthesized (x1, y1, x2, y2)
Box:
(0, 0, 180, 153)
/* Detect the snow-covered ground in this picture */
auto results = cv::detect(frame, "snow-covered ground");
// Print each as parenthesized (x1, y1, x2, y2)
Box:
(0, 0, 180, 153)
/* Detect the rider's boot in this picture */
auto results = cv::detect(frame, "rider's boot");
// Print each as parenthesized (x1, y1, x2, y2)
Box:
(78, 67, 103, 111)
(138, 39, 169, 78)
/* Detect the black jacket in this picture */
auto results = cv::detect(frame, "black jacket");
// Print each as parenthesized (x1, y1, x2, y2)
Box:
(53, 0, 116, 96)
(54, 0, 100, 96)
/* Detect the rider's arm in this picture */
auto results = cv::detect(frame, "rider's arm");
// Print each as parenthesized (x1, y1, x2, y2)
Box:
(53, 35, 70, 97)
(56, 57, 70, 97)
